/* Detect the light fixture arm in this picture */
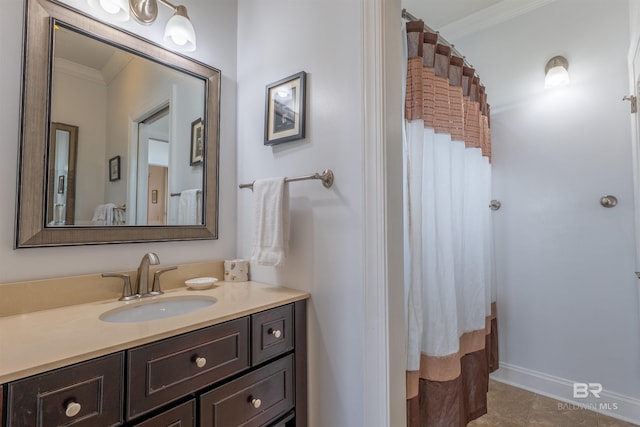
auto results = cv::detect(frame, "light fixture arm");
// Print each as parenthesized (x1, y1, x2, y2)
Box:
(157, 0, 178, 12)
(129, 0, 188, 24)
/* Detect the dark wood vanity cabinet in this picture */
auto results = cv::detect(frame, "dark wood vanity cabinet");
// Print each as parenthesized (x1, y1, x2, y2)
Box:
(1, 301, 306, 427)
(132, 400, 195, 427)
(200, 354, 294, 426)
(4, 353, 125, 427)
(127, 317, 251, 420)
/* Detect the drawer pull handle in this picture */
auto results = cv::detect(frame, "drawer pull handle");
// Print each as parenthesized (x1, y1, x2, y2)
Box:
(269, 328, 282, 338)
(65, 401, 82, 418)
(250, 397, 262, 409)
(195, 357, 207, 368)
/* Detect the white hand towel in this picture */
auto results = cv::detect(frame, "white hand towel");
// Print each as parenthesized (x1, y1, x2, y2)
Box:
(92, 204, 107, 223)
(92, 203, 117, 225)
(251, 177, 289, 267)
(178, 189, 200, 225)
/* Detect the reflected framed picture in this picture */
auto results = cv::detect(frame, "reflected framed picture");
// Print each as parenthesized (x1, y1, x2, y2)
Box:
(57, 175, 65, 194)
(109, 155, 120, 181)
(190, 118, 204, 166)
(265, 71, 306, 145)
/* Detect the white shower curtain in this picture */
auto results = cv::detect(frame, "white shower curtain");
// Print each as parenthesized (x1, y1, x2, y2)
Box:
(404, 20, 498, 427)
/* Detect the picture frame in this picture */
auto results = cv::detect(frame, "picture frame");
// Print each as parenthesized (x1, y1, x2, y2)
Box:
(151, 189, 158, 204)
(190, 118, 204, 166)
(57, 175, 65, 194)
(109, 155, 120, 181)
(264, 71, 306, 145)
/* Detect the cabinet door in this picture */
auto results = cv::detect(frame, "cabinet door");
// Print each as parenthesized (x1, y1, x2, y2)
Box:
(199, 354, 294, 427)
(133, 399, 195, 427)
(6, 353, 124, 427)
(251, 304, 294, 366)
(127, 317, 249, 420)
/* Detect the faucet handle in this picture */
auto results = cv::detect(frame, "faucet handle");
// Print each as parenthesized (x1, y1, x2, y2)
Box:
(102, 273, 137, 301)
(150, 266, 178, 296)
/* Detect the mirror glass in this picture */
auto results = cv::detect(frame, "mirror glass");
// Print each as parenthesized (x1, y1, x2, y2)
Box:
(49, 24, 205, 227)
(16, 0, 220, 247)
(47, 122, 78, 225)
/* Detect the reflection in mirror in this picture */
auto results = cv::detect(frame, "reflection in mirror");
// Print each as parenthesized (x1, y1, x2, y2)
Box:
(15, 0, 219, 247)
(50, 24, 205, 227)
(47, 122, 78, 225)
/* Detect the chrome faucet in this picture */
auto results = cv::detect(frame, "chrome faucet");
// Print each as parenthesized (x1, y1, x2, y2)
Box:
(136, 252, 160, 297)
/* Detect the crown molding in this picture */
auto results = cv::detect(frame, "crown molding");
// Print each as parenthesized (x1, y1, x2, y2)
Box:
(54, 57, 105, 85)
(440, 0, 558, 41)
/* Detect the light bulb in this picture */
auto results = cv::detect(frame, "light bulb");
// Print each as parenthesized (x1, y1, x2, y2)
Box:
(545, 66, 570, 89)
(87, 0, 130, 21)
(99, 0, 120, 14)
(170, 32, 188, 46)
(544, 56, 570, 89)
(163, 8, 196, 52)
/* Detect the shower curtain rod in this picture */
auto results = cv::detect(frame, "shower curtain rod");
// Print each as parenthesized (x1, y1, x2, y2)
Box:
(401, 8, 473, 70)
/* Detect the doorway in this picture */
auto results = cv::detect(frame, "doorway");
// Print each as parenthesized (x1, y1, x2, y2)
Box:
(135, 106, 170, 225)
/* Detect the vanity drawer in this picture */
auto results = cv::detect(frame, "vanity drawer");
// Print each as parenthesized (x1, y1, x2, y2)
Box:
(199, 354, 294, 427)
(5, 352, 124, 427)
(127, 317, 250, 420)
(251, 304, 294, 365)
(133, 399, 195, 427)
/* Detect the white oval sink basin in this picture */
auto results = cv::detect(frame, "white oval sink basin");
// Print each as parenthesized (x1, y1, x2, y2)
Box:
(100, 295, 216, 323)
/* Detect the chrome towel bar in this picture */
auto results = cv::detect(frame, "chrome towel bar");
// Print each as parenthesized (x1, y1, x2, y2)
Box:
(170, 189, 202, 197)
(239, 169, 335, 190)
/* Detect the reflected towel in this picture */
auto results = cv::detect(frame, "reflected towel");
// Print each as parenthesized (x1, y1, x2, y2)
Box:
(251, 177, 289, 267)
(92, 203, 124, 225)
(178, 189, 201, 225)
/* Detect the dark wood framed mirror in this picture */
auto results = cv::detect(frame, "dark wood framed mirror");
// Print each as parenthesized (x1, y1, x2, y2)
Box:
(16, 0, 220, 247)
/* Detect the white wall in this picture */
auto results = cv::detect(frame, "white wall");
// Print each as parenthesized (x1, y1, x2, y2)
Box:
(452, 0, 640, 408)
(236, 1, 367, 425)
(0, 0, 237, 282)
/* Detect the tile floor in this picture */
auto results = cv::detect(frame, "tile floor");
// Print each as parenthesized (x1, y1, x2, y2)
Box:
(468, 380, 638, 427)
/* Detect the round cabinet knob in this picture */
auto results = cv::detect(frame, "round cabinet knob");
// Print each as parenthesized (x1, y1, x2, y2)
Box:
(269, 328, 282, 338)
(251, 398, 262, 409)
(65, 401, 82, 418)
(195, 357, 207, 368)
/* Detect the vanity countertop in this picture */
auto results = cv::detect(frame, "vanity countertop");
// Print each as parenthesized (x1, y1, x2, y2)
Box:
(0, 282, 309, 383)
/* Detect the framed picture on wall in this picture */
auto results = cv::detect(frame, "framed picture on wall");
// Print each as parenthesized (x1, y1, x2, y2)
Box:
(57, 175, 65, 194)
(264, 71, 306, 145)
(190, 118, 204, 166)
(109, 156, 120, 181)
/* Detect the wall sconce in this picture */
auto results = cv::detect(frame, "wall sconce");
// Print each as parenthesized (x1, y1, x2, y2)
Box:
(88, 0, 196, 52)
(544, 55, 569, 89)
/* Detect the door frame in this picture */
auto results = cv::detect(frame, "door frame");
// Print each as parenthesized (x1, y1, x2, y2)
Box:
(361, 0, 406, 425)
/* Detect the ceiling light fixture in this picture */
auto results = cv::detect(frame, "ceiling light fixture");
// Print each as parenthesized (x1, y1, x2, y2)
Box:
(88, 0, 197, 52)
(544, 55, 569, 89)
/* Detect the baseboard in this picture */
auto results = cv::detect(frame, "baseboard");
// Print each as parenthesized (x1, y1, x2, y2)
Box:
(491, 363, 640, 425)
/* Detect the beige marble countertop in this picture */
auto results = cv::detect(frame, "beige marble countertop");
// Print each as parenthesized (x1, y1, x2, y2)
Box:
(0, 281, 309, 383)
